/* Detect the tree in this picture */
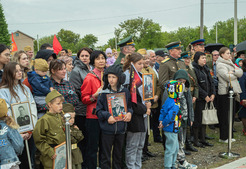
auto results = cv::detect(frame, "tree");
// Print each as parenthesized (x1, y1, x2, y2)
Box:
(81, 34, 98, 48)
(116, 17, 163, 49)
(0, 2, 10, 45)
(34, 35, 53, 52)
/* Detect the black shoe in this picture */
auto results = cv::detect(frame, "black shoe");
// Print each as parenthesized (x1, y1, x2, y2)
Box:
(147, 143, 151, 146)
(193, 142, 205, 148)
(186, 144, 198, 152)
(183, 149, 191, 155)
(209, 125, 215, 130)
(233, 128, 237, 132)
(205, 135, 214, 140)
(201, 141, 214, 147)
(144, 151, 156, 157)
(141, 154, 149, 162)
(235, 118, 241, 122)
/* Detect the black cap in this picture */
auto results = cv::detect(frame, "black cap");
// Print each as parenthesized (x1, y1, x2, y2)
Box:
(155, 50, 169, 57)
(35, 49, 57, 61)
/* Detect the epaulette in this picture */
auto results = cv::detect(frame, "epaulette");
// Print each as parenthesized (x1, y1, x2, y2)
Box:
(161, 58, 170, 63)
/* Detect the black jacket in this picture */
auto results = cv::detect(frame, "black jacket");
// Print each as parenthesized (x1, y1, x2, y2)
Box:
(69, 57, 90, 116)
(96, 87, 133, 135)
(192, 62, 216, 101)
(127, 89, 147, 133)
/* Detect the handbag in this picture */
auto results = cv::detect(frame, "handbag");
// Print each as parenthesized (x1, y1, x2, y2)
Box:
(202, 102, 219, 125)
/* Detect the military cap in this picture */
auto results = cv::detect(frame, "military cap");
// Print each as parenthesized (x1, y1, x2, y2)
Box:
(137, 48, 147, 55)
(165, 41, 182, 50)
(0, 99, 8, 118)
(190, 39, 205, 46)
(155, 50, 169, 57)
(24, 46, 32, 52)
(63, 103, 75, 113)
(45, 89, 62, 104)
(32, 58, 49, 72)
(117, 36, 135, 47)
(181, 51, 191, 59)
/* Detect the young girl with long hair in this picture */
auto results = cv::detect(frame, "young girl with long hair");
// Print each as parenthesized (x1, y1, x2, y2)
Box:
(123, 52, 151, 169)
(0, 62, 37, 169)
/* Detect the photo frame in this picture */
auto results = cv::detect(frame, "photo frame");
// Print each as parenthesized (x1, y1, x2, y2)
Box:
(106, 92, 127, 121)
(53, 142, 66, 169)
(10, 101, 34, 133)
(142, 73, 155, 100)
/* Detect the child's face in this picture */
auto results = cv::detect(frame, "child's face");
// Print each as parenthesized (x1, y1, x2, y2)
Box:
(68, 112, 75, 126)
(177, 78, 186, 86)
(35, 69, 47, 76)
(239, 60, 243, 67)
(48, 98, 63, 114)
(108, 74, 118, 89)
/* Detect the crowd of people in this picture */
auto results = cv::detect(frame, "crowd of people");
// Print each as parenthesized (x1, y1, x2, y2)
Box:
(0, 36, 246, 169)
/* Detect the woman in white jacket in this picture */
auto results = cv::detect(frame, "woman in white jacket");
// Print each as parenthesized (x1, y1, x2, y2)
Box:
(0, 62, 37, 169)
(216, 47, 243, 143)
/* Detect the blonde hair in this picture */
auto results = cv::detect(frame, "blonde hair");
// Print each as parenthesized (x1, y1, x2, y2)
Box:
(0, 116, 19, 129)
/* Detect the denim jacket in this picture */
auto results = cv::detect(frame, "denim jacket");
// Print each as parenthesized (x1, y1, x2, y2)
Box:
(0, 120, 24, 165)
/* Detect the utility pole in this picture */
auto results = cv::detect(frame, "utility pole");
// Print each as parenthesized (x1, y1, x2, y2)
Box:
(115, 35, 117, 51)
(37, 35, 39, 51)
(216, 23, 218, 43)
(200, 0, 204, 39)
(234, 0, 238, 45)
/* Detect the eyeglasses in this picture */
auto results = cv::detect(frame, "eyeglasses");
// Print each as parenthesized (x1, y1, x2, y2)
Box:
(213, 54, 219, 56)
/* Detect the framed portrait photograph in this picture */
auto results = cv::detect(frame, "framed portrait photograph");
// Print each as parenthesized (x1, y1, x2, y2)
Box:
(142, 73, 155, 100)
(53, 142, 67, 169)
(106, 92, 127, 121)
(10, 101, 34, 133)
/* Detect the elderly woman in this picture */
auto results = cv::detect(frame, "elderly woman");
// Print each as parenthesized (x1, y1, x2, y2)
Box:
(192, 52, 215, 148)
(69, 47, 93, 168)
(13, 50, 30, 80)
(0, 62, 37, 169)
(81, 50, 106, 169)
(60, 56, 74, 81)
(216, 47, 243, 143)
(0, 44, 10, 82)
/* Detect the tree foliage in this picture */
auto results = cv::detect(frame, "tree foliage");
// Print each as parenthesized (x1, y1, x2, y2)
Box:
(0, 2, 10, 45)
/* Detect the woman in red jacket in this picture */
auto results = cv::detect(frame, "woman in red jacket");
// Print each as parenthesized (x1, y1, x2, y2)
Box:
(81, 50, 106, 169)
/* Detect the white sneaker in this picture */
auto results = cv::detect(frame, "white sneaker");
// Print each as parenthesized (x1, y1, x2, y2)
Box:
(178, 160, 197, 169)
(219, 138, 236, 143)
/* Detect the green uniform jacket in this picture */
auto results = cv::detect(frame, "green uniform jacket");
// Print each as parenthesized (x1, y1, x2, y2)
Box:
(33, 112, 66, 169)
(158, 56, 186, 94)
(71, 125, 84, 165)
(186, 65, 199, 99)
(114, 52, 125, 67)
(141, 66, 161, 108)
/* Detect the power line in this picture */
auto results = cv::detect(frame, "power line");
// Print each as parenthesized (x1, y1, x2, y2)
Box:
(8, 3, 197, 25)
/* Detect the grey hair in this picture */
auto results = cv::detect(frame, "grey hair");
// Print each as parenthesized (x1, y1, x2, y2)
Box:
(146, 50, 155, 56)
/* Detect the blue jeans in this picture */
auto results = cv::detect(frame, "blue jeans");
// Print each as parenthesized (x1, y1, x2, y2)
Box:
(164, 131, 179, 169)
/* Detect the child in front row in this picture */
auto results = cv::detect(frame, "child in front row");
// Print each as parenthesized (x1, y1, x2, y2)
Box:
(27, 58, 53, 106)
(96, 64, 133, 169)
(62, 103, 84, 169)
(33, 90, 66, 169)
(159, 80, 184, 169)
(0, 98, 24, 169)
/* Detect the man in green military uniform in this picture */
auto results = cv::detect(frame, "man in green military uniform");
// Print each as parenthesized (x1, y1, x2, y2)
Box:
(114, 35, 136, 67)
(158, 41, 186, 93)
(33, 90, 66, 169)
(190, 39, 212, 62)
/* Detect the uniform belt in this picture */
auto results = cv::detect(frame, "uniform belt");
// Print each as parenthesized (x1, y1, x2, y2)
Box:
(72, 143, 77, 150)
(190, 87, 194, 91)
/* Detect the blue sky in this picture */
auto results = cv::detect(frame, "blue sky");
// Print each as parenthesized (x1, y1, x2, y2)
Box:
(2, 0, 245, 46)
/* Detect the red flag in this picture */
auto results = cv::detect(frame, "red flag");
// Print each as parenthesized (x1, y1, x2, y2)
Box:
(11, 33, 18, 52)
(130, 64, 142, 104)
(53, 34, 62, 55)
